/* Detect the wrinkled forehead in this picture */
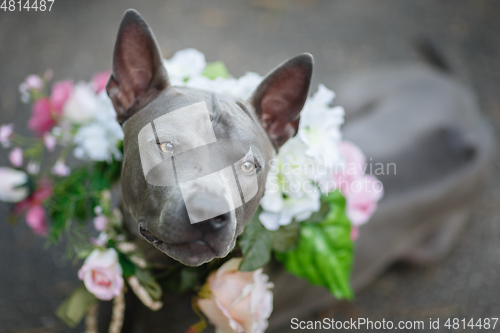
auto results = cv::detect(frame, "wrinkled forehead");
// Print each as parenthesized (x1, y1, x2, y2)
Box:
(123, 88, 259, 143)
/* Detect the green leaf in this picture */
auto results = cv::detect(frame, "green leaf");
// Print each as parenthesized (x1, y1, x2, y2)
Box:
(47, 156, 122, 244)
(136, 269, 163, 301)
(55, 284, 97, 328)
(163, 266, 206, 293)
(271, 221, 300, 253)
(117, 251, 136, 277)
(238, 209, 301, 271)
(275, 191, 354, 300)
(238, 209, 274, 271)
(202, 61, 230, 79)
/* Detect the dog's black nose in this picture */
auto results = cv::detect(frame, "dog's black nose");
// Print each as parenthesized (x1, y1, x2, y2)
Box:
(184, 193, 232, 224)
(195, 211, 232, 232)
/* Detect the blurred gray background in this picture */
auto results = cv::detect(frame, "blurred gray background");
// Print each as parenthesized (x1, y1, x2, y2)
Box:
(0, 1, 499, 332)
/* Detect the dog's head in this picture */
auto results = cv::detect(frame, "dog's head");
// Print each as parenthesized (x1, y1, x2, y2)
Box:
(106, 9, 312, 266)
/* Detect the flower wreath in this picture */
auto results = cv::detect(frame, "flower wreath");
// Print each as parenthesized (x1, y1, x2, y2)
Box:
(0, 49, 383, 333)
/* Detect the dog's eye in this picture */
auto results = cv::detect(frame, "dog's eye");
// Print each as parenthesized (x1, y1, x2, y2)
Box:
(159, 142, 174, 153)
(241, 161, 255, 173)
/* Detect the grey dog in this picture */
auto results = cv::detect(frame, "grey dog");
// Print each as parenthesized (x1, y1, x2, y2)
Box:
(99, 9, 493, 333)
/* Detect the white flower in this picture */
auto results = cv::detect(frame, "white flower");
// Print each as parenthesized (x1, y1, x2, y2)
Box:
(258, 85, 346, 230)
(299, 84, 345, 169)
(258, 138, 322, 230)
(232, 72, 262, 100)
(73, 92, 123, 162)
(259, 177, 320, 231)
(185, 71, 262, 101)
(163, 48, 206, 85)
(0, 167, 29, 203)
(62, 82, 101, 124)
(27, 161, 40, 175)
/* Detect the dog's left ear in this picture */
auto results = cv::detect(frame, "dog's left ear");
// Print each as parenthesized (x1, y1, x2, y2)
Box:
(106, 9, 169, 124)
(250, 53, 313, 149)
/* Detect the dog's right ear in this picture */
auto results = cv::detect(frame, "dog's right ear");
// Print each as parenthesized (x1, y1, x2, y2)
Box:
(250, 53, 313, 150)
(106, 9, 169, 124)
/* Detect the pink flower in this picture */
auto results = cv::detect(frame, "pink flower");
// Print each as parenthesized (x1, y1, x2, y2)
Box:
(50, 80, 73, 111)
(9, 148, 23, 167)
(330, 141, 384, 227)
(91, 71, 111, 93)
(0, 124, 14, 148)
(78, 248, 124, 301)
(28, 98, 57, 136)
(25, 75, 44, 90)
(51, 158, 70, 177)
(14, 178, 53, 233)
(198, 258, 274, 333)
(332, 141, 367, 191)
(350, 226, 359, 241)
(93, 215, 108, 231)
(26, 205, 47, 235)
(43, 133, 56, 151)
(19, 75, 44, 103)
(27, 80, 73, 136)
(343, 174, 383, 226)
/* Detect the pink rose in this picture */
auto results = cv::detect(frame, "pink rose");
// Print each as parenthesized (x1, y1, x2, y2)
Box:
(0, 124, 14, 148)
(26, 205, 47, 235)
(28, 98, 56, 136)
(91, 71, 111, 93)
(198, 258, 274, 333)
(78, 248, 124, 301)
(330, 141, 384, 228)
(343, 174, 383, 226)
(9, 148, 23, 167)
(332, 141, 367, 192)
(50, 80, 73, 111)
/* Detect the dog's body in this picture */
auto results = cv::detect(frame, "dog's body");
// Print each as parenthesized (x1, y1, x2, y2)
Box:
(97, 9, 493, 333)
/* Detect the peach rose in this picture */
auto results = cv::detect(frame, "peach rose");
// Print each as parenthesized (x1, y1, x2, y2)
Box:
(78, 248, 124, 301)
(198, 258, 274, 333)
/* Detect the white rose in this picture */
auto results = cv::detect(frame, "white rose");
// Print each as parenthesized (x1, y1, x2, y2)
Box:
(0, 167, 29, 202)
(163, 48, 206, 85)
(62, 83, 100, 124)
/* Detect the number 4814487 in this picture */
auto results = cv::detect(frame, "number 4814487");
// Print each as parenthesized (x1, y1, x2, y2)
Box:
(1, 0, 55, 11)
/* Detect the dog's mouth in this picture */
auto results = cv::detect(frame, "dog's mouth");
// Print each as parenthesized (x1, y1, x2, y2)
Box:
(139, 226, 230, 266)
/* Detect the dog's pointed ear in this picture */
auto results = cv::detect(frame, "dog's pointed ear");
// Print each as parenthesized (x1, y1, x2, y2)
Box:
(106, 9, 169, 124)
(250, 53, 313, 149)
